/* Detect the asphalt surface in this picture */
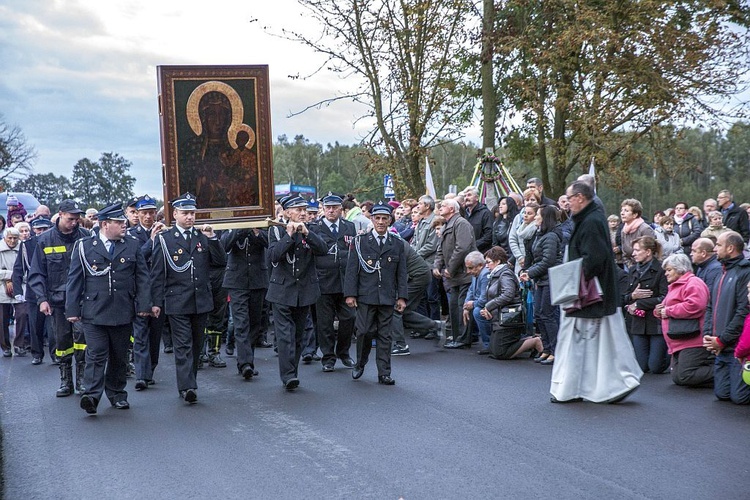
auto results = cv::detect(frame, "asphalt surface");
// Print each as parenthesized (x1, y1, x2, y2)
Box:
(1, 335, 749, 500)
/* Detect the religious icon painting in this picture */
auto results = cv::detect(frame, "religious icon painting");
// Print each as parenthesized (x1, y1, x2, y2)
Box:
(157, 65, 274, 227)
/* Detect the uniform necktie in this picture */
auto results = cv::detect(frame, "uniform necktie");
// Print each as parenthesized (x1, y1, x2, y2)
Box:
(378, 235, 385, 247)
(331, 223, 337, 237)
(108, 240, 116, 258)
(185, 229, 192, 242)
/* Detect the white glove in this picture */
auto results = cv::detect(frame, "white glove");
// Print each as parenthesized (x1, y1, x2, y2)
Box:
(14, 294, 24, 303)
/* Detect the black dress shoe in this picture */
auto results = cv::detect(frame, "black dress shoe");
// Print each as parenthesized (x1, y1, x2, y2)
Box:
(352, 365, 364, 379)
(241, 365, 255, 380)
(302, 354, 313, 364)
(340, 357, 355, 368)
(550, 397, 584, 404)
(477, 349, 490, 355)
(147, 379, 155, 386)
(255, 340, 273, 348)
(378, 375, 395, 385)
(322, 364, 334, 372)
(32, 357, 43, 365)
(112, 400, 130, 410)
(134, 379, 148, 391)
(80, 395, 98, 414)
(183, 388, 198, 404)
(284, 378, 299, 391)
(410, 332, 426, 339)
(164, 346, 173, 354)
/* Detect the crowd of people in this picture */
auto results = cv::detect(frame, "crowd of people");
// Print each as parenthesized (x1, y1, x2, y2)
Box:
(4, 178, 750, 415)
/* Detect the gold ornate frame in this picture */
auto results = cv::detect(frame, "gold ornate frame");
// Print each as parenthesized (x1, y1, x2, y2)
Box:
(157, 65, 274, 227)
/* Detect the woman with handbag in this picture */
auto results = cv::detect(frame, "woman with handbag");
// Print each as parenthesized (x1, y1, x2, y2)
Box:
(520, 205, 563, 365)
(653, 254, 714, 387)
(624, 236, 669, 374)
(480, 247, 543, 360)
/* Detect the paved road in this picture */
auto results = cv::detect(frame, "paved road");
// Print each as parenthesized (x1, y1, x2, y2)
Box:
(1, 337, 749, 499)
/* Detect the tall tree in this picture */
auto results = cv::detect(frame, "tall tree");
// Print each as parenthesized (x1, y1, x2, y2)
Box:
(278, 0, 475, 197)
(71, 152, 135, 208)
(0, 116, 36, 191)
(13, 173, 73, 210)
(493, 0, 750, 196)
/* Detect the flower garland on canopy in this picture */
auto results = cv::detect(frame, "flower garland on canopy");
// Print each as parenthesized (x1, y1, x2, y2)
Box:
(478, 153, 503, 183)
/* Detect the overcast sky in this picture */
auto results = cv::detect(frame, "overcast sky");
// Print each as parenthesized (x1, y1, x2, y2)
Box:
(0, 0, 386, 196)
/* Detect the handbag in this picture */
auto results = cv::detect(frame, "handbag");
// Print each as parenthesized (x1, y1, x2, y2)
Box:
(498, 303, 525, 328)
(549, 258, 582, 306)
(666, 318, 701, 340)
(563, 271, 603, 313)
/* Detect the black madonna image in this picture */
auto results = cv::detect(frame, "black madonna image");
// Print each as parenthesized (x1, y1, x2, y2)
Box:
(157, 65, 274, 225)
(179, 80, 259, 207)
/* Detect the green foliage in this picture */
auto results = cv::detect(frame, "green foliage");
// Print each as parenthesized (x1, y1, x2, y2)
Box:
(12, 173, 73, 210)
(491, 0, 750, 196)
(70, 152, 135, 209)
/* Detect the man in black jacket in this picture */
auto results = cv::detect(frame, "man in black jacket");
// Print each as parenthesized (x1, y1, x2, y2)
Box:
(463, 187, 493, 253)
(28, 200, 90, 397)
(66, 204, 152, 414)
(266, 194, 328, 390)
(344, 202, 407, 385)
(702, 230, 750, 404)
(221, 227, 269, 380)
(310, 192, 357, 372)
(150, 193, 227, 404)
(717, 190, 750, 243)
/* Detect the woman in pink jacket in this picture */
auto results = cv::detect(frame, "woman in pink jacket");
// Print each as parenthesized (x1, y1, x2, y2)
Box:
(734, 282, 750, 362)
(654, 254, 714, 387)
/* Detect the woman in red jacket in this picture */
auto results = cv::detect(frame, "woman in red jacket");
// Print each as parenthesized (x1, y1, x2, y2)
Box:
(654, 254, 714, 387)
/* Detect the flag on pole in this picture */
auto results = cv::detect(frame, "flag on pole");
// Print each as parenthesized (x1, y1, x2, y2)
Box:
(425, 156, 436, 199)
(588, 156, 595, 178)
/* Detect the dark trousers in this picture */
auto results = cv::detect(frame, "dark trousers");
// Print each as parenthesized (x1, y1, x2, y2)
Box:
(355, 303, 394, 377)
(534, 284, 559, 355)
(133, 313, 165, 381)
(51, 305, 85, 365)
(448, 283, 470, 345)
(0, 304, 13, 351)
(631, 333, 669, 374)
(714, 351, 750, 404)
(417, 274, 441, 321)
(671, 347, 714, 387)
(82, 323, 130, 405)
(316, 293, 354, 366)
(28, 302, 47, 359)
(205, 270, 228, 334)
(273, 304, 309, 384)
(168, 313, 207, 392)
(229, 288, 266, 371)
(392, 273, 433, 346)
(301, 307, 318, 357)
(11, 302, 29, 351)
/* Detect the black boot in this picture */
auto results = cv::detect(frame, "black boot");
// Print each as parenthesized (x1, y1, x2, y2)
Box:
(75, 361, 86, 394)
(207, 332, 226, 368)
(56, 364, 74, 397)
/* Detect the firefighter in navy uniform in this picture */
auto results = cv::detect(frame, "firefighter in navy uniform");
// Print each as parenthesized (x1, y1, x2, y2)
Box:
(309, 192, 357, 371)
(266, 194, 328, 390)
(344, 201, 407, 385)
(127, 195, 167, 390)
(28, 200, 91, 397)
(66, 204, 152, 414)
(150, 193, 226, 404)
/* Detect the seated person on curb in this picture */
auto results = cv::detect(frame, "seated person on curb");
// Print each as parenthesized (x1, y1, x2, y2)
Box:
(480, 246, 543, 359)
(463, 251, 491, 354)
